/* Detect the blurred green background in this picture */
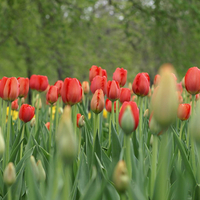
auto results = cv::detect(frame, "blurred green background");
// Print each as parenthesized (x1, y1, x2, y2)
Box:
(1, 0, 200, 84)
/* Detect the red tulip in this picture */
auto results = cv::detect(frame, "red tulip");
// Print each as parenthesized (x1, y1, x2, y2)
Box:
(105, 99, 117, 113)
(177, 82, 183, 94)
(61, 78, 82, 106)
(29, 75, 49, 92)
(0, 77, 19, 101)
(90, 76, 107, 95)
(54, 80, 64, 97)
(11, 99, 18, 110)
(107, 80, 120, 101)
(17, 77, 29, 98)
(89, 65, 107, 82)
(113, 68, 127, 87)
(185, 67, 200, 95)
(19, 104, 35, 123)
(153, 74, 160, 87)
(46, 85, 58, 104)
(119, 88, 131, 103)
(132, 73, 150, 97)
(118, 101, 139, 135)
(45, 122, 50, 130)
(82, 81, 90, 94)
(177, 104, 191, 121)
(90, 89, 104, 114)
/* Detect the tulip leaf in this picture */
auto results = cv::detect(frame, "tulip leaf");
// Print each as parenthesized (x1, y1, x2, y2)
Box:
(171, 127, 196, 185)
(111, 122, 121, 165)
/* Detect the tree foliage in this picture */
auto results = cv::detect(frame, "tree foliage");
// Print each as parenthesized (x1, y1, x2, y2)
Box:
(1, 0, 200, 83)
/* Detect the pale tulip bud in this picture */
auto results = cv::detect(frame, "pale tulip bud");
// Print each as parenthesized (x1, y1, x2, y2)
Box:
(0, 127, 5, 157)
(30, 156, 39, 181)
(34, 94, 42, 109)
(4, 162, 16, 186)
(151, 64, 178, 128)
(30, 117, 36, 127)
(113, 160, 129, 193)
(37, 160, 46, 182)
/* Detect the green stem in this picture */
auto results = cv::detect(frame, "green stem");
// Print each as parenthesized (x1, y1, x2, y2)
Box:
(0, 98, 2, 126)
(93, 114, 98, 146)
(7, 187, 11, 200)
(31, 90, 35, 106)
(2, 100, 7, 135)
(62, 165, 71, 200)
(17, 98, 22, 131)
(55, 99, 60, 132)
(116, 100, 119, 134)
(78, 128, 82, 156)
(20, 123, 25, 160)
(112, 101, 115, 127)
(120, 193, 126, 200)
(49, 105, 53, 152)
(35, 92, 40, 136)
(191, 95, 196, 174)
(109, 114, 111, 147)
(125, 135, 132, 178)
(178, 122, 184, 168)
(73, 104, 77, 138)
(5, 102, 11, 166)
(150, 135, 158, 199)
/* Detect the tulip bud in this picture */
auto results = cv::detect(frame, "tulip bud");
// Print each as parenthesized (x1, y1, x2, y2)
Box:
(34, 94, 42, 109)
(46, 85, 58, 104)
(76, 114, 85, 128)
(185, 67, 200, 95)
(37, 160, 46, 182)
(144, 109, 149, 117)
(82, 81, 90, 94)
(54, 80, 64, 97)
(30, 117, 36, 127)
(11, 99, 19, 110)
(177, 104, 191, 121)
(91, 89, 104, 114)
(107, 80, 120, 101)
(4, 162, 16, 186)
(30, 156, 39, 181)
(103, 108, 108, 119)
(119, 102, 139, 135)
(119, 88, 131, 103)
(90, 76, 107, 95)
(151, 64, 178, 128)
(59, 107, 63, 114)
(113, 160, 129, 193)
(19, 104, 35, 123)
(45, 122, 50, 130)
(113, 68, 127, 87)
(0, 128, 5, 157)
(56, 106, 77, 164)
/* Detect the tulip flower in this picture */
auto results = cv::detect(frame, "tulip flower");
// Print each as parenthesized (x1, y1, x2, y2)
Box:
(90, 76, 107, 95)
(113, 68, 127, 87)
(82, 81, 90, 94)
(119, 101, 139, 135)
(61, 78, 82, 106)
(0, 77, 19, 101)
(105, 99, 117, 113)
(132, 73, 150, 97)
(46, 85, 58, 105)
(185, 67, 200, 95)
(177, 104, 191, 121)
(91, 89, 104, 114)
(107, 80, 120, 101)
(17, 77, 29, 98)
(89, 65, 107, 82)
(29, 75, 49, 92)
(54, 80, 64, 97)
(19, 104, 35, 123)
(11, 99, 18, 110)
(119, 88, 131, 103)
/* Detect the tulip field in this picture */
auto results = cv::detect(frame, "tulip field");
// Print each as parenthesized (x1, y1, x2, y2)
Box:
(1, 64, 200, 200)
